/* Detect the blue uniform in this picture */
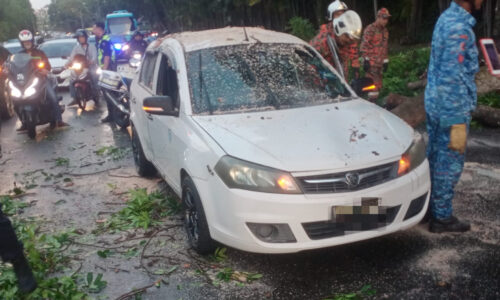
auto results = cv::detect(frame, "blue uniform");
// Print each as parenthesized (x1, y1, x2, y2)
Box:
(425, 2, 479, 220)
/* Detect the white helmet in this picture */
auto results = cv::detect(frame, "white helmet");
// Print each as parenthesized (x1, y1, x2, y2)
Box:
(328, 1, 348, 20)
(333, 10, 362, 40)
(18, 30, 34, 42)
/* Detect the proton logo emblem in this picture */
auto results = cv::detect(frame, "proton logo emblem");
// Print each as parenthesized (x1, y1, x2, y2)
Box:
(345, 172, 360, 187)
(17, 74, 24, 81)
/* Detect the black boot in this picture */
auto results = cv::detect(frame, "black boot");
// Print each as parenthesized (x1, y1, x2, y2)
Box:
(101, 115, 113, 123)
(429, 216, 470, 233)
(16, 123, 27, 132)
(11, 255, 37, 293)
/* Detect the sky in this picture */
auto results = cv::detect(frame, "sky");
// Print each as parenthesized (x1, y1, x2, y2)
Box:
(30, 0, 51, 10)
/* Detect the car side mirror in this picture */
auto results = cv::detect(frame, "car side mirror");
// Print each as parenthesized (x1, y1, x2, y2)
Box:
(143, 96, 178, 116)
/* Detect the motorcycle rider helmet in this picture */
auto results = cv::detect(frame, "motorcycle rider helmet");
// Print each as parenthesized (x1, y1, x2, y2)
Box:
(74, 29, 88, 40)
(18, 30, 34, 49)
(328, 1, 348, 20)
(132, 30, 144, 39)
(333, 10, 362, 40)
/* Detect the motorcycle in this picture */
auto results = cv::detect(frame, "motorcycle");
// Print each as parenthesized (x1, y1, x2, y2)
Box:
(6, 53, 64, 139)
(98, 51, 141, 129)
(68, 54, 97, 110)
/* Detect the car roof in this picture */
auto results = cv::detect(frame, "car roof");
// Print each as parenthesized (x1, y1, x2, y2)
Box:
(41, 39, 76, 45)
(156, 27, 306, 53)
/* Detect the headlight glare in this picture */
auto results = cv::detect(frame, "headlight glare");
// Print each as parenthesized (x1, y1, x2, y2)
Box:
(9, 81, 22, 98)
(215, 156, 302, 194)
(24, 78, 39, 98)
(398, 132, 426, 176)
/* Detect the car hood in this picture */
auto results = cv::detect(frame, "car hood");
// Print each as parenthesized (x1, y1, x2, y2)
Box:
(49, 57, 67, 69)
(192, 100, 414, 172)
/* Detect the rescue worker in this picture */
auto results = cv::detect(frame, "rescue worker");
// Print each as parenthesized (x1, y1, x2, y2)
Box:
(127, 31, 148, 55)
(66, 29, 98, 106)
(0, 203, 37, 292)
(360, 8, 391, 90)
(92, 22, 116, 123)
(310, 1, 360, 80)
(333, 11, 363, 77)
(17, 30, 68, 130)
(425, 0, 484, 233)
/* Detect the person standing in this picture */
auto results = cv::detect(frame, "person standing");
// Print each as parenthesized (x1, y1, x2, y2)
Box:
(0, 203, 37, 293)
(92, 22, 116, 123)
(310, 1, 360, 81)
(360, 8, 391, 90)
(425, 0, 484, 233)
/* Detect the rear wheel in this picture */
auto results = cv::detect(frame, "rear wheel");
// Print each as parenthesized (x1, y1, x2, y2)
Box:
(131, 126, 156, 177)
(182, 176, 216, 254)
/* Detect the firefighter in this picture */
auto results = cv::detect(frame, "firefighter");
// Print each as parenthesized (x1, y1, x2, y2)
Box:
(360, 8, 391, 90)
(310, 1, 360, 80)
(425, 0, 484, 233)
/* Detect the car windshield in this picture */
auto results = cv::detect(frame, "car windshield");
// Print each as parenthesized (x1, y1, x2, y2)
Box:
(108, 17, 133, 35)
(40, 41, 75, 58)
(186, 43, 351, 115)
(5, 44, 22, 54)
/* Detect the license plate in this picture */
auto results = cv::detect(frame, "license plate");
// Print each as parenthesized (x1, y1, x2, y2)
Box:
(332, 198, 384, 223)
(117, 64, 134, 75)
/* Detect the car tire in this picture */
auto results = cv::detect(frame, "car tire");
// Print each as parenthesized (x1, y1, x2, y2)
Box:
(131, 125, 156, 177)
(182, 176, 216, 255)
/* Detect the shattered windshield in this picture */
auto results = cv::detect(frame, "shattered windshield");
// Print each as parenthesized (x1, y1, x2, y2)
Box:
(186, 43, 351, 115)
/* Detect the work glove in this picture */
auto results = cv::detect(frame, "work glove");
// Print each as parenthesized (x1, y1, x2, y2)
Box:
(448, 123, 467, 154)
(363, 58, 370, 72)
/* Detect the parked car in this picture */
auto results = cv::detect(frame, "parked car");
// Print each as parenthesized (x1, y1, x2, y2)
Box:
(129, 27, 431, 254)
(39, 39, 77, 87)
(3, 42, 22, 54)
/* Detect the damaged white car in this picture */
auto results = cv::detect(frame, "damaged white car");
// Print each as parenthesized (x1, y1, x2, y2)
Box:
(129, 27, 431, 254)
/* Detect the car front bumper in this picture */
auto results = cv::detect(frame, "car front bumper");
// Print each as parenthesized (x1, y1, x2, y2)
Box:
(194, 159, 431, 254)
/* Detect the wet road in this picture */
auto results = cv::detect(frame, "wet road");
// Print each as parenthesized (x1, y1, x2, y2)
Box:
(0, 92, 499, 299)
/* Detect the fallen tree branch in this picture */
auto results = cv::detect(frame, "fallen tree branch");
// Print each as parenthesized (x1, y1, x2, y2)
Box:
(65, 166, 121, 177)
(0, 158, 12, 166)
(114, 280, 161, 300)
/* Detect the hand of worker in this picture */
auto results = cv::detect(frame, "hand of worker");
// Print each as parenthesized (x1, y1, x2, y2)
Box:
(448, 123, 467, 154)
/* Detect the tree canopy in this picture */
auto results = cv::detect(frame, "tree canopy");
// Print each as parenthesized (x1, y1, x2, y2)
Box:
(0, 0, 36, 41)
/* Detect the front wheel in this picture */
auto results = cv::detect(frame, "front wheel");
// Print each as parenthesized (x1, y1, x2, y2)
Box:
(113, 107, 129, 129)
(131, 126, 156, 177)
(75, 87, 87, 110)
(182, 176, 216, 254)
(27, 122, 36, 139)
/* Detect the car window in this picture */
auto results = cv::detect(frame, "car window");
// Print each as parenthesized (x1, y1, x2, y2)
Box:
(156, 52, 179, 111)
(40, 41, 76, 58)
(186, 43, 351, 115)
(139, 52, 157, 90)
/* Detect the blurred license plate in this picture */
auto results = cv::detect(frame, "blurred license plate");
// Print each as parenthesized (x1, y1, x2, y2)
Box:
(117, 64, 133, 74)
(332, 198, 384, 223)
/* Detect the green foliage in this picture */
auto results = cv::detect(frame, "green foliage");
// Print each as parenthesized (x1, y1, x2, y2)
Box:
(324, 285, 376, 300)
(287, 16, 316, 42)
(55, 157, 70, 167)
(0, 220, 87, 299)
(381, 47, 431, 98)
(216, 267, 234, 282)
(0, 0, 36, 41)
(105, 188, 180, 231)
(85, 272, 107, 293)
(95, 146, 129, 161)
(0, 195, 29, 216)
(478, 92, 500, 108)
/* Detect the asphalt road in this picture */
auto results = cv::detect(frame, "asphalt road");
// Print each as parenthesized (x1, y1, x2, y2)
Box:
(0, 91, 498, 299)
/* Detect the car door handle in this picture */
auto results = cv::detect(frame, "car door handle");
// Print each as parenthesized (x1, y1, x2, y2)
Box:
(146, 113, 153, 120)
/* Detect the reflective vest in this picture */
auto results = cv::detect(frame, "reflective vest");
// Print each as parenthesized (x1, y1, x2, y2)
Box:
(97, 34, 116, 68)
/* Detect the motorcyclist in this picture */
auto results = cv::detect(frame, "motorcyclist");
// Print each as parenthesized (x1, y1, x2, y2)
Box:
(16, 30, 68, 129)
(0, 202, 37, 293)
(65, 29, 98, 106)
(127, 31, 148, 55)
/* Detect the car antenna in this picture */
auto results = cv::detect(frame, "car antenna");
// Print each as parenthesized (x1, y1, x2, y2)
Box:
(243, 27, 249, 42)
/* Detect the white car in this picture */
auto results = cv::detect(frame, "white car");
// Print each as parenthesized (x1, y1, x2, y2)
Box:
(39, 39, 77, 87)
(129, 27, 431, 254)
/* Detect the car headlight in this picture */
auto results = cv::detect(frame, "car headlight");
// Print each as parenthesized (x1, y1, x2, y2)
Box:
(215, 156, 302, 194)
(398, 132, 427, 176)
(114, 43, 122, 50)
(24, 78, 39, 98)
(9, 81, 22, 98)
(123, 44, 130, 51)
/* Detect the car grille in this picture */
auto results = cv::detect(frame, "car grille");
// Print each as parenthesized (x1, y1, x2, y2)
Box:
(296, 162, 399, 194)
(302, 205, 401, 240)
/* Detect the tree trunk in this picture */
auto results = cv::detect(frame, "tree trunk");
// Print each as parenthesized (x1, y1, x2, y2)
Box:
(407, 0, 423, 43)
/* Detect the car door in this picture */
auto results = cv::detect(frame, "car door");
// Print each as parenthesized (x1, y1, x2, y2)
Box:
(130, 51, 160, 158)
(146, 49, 184, 192)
